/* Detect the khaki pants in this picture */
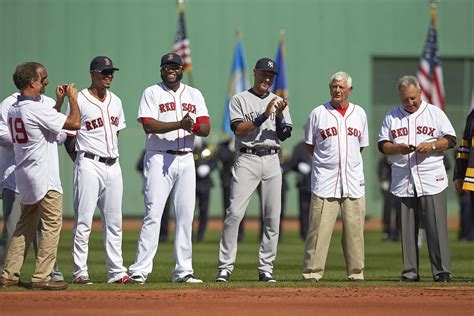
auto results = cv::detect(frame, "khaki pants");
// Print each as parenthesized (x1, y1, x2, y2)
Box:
(2, 190, 63, 282)
(302, 194, 365, 281)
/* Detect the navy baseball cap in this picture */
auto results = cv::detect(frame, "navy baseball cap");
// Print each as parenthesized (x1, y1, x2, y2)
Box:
(160, 53, 183, 67)
(255, 57, 278, 74)
(90, 56, 119, 71)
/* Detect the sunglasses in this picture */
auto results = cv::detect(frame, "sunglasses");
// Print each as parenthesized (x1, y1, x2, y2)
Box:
(161, 64, 182, 72)
(92, 69, 115, 76)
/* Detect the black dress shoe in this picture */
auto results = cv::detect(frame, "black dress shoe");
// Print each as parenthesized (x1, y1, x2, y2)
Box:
(435, 272, 451, 283)
(400, 275, 420, 282)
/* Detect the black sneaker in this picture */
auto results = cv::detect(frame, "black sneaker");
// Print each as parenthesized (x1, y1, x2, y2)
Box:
(435, 272, 451, 283)
(258, 272, 276, 283)
(400, 275, 420, 282)
(215, 270, 230, 283)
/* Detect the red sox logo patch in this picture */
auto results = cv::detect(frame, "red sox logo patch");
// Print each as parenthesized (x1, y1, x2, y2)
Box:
(167, 54, 174, 61)
(104, 58, 111, 66)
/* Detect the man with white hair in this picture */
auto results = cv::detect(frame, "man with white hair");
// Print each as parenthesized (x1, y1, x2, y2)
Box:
(378, 75, 455, 283)
(302, 71, 368, 282)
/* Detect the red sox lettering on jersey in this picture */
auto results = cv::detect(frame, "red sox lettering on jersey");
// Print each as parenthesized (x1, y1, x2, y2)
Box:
(158, 102, 196, 114)
(68, 89, 126, 158)
(304, 102, 369, 199)
(377, 101, 456, 197)
(390, 126, 436, 139)
(319, 126, 362, 139)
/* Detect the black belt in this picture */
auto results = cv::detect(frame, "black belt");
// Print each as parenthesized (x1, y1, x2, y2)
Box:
(239, 147, 279, 157)
(83, 152, 117, 166)
(163, 150, 192, 156)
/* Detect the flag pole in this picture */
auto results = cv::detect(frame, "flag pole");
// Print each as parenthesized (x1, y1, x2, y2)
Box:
(176, 0, 193, 86)
(430, 0, 439, 27)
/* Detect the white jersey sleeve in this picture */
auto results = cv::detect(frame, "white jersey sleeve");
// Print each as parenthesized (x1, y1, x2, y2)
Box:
(194, 89, 209, 118)
(0, 94, 18, 147)
(304, 107, 318, 146)
(137, 86, 159, 121)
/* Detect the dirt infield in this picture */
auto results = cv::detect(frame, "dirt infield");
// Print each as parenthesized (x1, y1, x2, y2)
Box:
(1, 287, 473, 316)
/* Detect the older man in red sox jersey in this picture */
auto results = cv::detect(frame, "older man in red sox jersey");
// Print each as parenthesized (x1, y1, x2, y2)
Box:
(378, 75, 456, 283)
(65, 56, 130, 284)
(0, 90, 66, 281)
(129, 53, 210, 284)
(302, 71, 368, 282)
(0, 62, 80, 290)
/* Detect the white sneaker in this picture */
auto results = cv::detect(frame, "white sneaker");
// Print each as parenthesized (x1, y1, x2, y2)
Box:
(173, 274, 203, 283)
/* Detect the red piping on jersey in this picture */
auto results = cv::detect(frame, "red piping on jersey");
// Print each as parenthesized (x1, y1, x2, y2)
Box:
(106, 97, 118, 156)
(413, 102, 428, 196)
(396, 106, 412, 197)
(343, 105, 356, 196)
(178, 85, 186, 149)
(81, 90, 113, 157)
(324, 104, 341, 197)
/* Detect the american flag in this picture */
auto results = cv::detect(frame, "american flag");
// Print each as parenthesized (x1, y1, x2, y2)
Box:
(173, 4, 192, 72)
(416, 7, 445, 111)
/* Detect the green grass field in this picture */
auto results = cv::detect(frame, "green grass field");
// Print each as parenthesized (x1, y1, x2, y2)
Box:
(14, 226, 474, 290)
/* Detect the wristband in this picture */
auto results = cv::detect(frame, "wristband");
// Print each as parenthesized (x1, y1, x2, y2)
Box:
(192, 123, 201, 134)
(276, 116, 286, 129)
(253, 113, 268, 127)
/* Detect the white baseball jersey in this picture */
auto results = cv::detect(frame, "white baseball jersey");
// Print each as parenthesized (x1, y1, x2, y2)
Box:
(7, 96, 66, 204)
(304, 102, 369, 198)
(229, 90, 292, 149)
(137, 82, 208, 152)
(0, 93, 57, 196)
(67, 89, 126, 158)
(378, 101, 455, 197)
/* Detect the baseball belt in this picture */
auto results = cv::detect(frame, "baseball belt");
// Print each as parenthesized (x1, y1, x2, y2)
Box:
(239, 147, 279, 157)
(83, 152, 117, 166)
(159, 150, 192, 156)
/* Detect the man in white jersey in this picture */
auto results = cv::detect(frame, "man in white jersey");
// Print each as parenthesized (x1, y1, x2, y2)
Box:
(129, 53, 210, 284)
(378, 75, 455, 283)
(0, 62, 80, 290)
(64, 56, 130, 284)
(215, 57, 292, 283)
(302, 71, 368, 282)
(0, 89, 66, 281)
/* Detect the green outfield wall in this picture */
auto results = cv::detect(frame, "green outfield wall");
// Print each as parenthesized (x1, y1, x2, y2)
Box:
(1, 0, 473, 218)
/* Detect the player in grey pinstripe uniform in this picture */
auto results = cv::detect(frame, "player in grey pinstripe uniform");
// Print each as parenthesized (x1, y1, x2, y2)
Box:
(216, 58, 292, 283)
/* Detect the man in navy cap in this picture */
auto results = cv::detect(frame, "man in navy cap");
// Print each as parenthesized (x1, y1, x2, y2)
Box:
(215, 57, 292, 283)
(129, 52, 210, 284)
(65, 55, 130, 285)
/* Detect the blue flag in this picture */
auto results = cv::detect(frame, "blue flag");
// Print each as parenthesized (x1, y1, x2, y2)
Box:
(222, 33, 249, 136)
(271, 33, 288, 98)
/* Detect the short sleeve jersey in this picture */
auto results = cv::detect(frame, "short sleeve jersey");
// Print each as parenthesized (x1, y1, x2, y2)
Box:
(67, 89, 126, 158)
(137, 82, 209, 152)
(304, 102, 369, 198)
(377, 101, 456, 197)
(0, 93, 56, 194)
(8, 98, 67, 204)
(229, 90, 292, 149)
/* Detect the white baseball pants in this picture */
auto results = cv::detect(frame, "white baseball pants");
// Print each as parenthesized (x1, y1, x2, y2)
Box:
(71, 154, 127, 283)
(129, 151, 196, 281)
